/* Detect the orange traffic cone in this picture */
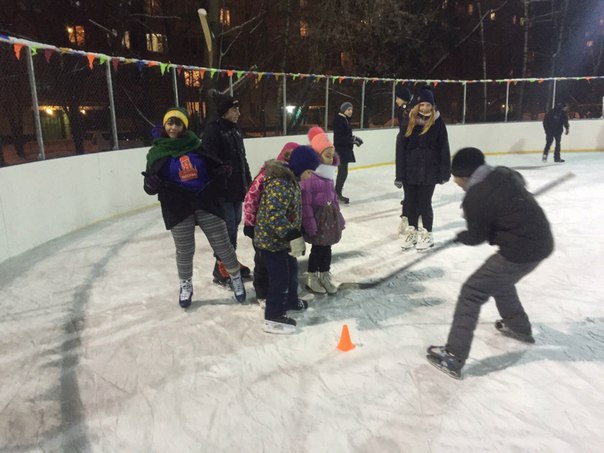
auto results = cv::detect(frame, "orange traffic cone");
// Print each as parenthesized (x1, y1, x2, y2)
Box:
(337, 324, 355, 352)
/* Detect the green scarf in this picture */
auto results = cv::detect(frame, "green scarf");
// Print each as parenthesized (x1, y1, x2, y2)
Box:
(146, 131, 201, 169)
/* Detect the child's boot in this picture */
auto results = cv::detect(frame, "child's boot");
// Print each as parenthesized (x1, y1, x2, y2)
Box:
(400, 226, 417, 250)
(415, 227, 434, 251)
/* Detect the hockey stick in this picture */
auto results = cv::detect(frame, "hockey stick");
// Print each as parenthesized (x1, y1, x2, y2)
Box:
(338, 171, 575, 290)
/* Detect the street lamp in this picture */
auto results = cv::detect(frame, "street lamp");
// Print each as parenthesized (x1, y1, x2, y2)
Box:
(197, 8, 213, 67)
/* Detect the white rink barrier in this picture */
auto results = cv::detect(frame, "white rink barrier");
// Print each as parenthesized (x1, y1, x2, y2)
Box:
(1, 120, 603, 263)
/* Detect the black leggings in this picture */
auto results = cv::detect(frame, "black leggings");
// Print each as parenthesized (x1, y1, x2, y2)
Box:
(335, 162, 349, 196)
(402, 183, 436, 232)
(308, 245, 332, 273)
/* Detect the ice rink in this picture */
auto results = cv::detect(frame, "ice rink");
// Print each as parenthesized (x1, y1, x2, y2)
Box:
(1, 151, 603, 452)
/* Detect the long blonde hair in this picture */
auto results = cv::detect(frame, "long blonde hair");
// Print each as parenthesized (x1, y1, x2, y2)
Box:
(405, 104, 435, 137)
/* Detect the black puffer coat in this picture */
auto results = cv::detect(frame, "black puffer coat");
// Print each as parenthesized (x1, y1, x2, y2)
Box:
(333, 113, 356, 163)
(395, 116, 450, 185)
(201, 118, 252, 202)
(457, 166, 554, 263)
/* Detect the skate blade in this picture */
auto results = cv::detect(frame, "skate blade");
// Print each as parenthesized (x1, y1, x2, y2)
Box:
(263, 320, 296, 334)
(426, 355, 462, 380)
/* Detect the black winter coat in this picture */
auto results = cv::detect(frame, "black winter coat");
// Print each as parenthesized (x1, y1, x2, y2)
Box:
(543, 107, 570, 135)
(201, 118, 252, 202)
(457, 166, 554, 263)
(395, 116, 451, 185)
(333, 113, 356, 163)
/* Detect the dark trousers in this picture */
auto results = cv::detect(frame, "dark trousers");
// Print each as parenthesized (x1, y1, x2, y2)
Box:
(308, 244, 332, 273)
(402, 183, 436, 231)
(543, 133, 562, 161)
(335, 162, 349, 196)
(253, 245, 269, 300)
(221, 200, 242, 250)
(261, 249, 299, 319)
(446, 253, 541, 361)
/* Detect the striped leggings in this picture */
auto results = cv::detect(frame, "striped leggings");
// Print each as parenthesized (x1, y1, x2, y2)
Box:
(170, 210, 239, 280)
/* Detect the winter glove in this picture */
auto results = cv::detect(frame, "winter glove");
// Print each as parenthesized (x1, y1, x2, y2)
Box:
(142, 171, 162, 195)
(394, 179, 403, 189)
(353, 135, 364, 147)
(288, 237, 306, 258)
(212, 163, 233, 178)
(243, 225, 255, 239)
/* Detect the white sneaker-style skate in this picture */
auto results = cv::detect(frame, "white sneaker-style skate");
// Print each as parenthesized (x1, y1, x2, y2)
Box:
(229, 271, 246, 303)
(319, 271, 338, 295)
(397, 216, 409, 235)
(415, 228, 434, 251)
(306, 272, 327, 294)
(179, 278, 193, 308)
(400, 226, 417, 250)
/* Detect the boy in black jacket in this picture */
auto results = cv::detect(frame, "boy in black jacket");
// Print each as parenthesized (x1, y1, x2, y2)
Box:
(427, 147, 554, 378)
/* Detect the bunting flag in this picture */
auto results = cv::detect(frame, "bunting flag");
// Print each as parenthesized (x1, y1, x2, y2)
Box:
(209, 68, 217, 78)
(199, 69, 206, 79)
(87, 53, 95, 69)
(147, 61, 157, 68)
(136, 60, 145, 72)
(44, 48, 54, 63)
(227, 69, 234, 77)
(176, 65, 183, 76)
(30, 46, 39, 56)
(99, 55, 109, 65)
(111, 58, 120, 72)
(338, 76, 345, 84)
(13, 43, 23, 59)
(257, 72, 264, 81)
(236, 70, 244, 79)
(159, 62, 168, 75)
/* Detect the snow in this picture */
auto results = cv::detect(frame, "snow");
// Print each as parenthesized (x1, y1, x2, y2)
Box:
(1, 152, 603, 452)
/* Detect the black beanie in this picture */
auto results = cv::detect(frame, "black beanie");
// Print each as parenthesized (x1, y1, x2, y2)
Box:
(214, 93, 239, 116)
(451, 147, 486, 177)
(395, 86, 411, 102)
(415, 88, 435, 106)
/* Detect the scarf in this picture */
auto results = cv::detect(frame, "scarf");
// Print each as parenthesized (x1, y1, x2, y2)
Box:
(146, 130, 201, 169)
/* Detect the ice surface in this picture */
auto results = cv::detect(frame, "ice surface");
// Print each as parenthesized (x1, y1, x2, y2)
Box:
(1, 152, 603, 452)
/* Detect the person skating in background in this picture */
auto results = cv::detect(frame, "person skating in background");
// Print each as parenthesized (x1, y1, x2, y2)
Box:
(243, 142, 299, 308)
(426, 147, 554, 379)
(394, 86, 413, 234)
(254, 146, 320, 334)
(143, 107, 246, 308)
(303, 127, 346, 295)
(201, 90, 253, 285)
(395, 87, 450, 251)
(333, 102, 363, 204)
(542, 102, 570, 163)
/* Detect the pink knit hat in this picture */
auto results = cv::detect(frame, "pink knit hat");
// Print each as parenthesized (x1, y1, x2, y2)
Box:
(308, 126, 334, 155)
(277, 142, 299, 161)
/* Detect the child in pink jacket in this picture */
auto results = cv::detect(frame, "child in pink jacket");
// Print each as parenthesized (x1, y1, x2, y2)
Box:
(243, 142, 299, 306)
(301, 127, 345, 295)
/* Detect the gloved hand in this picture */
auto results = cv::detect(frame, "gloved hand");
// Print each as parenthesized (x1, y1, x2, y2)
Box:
(142, 171, 162, 194)
(353, 136, 364, 147)
(289, 236, 306, 258)
(243, 225, 255, 239)
(213, 163, 233, 178)
(565, 129, 569, 135)
(394, 179, 403, 189)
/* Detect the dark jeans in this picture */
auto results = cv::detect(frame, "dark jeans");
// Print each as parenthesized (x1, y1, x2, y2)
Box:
(543, 133, 562, 161)
(221, 200, 242, 250)
(335, 162, 349, 196)
(446, 253, 541, 361)
(261, 249, 299, 319)
(253, 245, 269, 300)
(308, 244, 332, 273)
(402, 183, 436, 231)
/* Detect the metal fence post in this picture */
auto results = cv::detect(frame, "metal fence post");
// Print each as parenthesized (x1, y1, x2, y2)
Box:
(360, 79, 366, 130)
(283, 76, 287, 135)
(505, 81, 510, 122)
(229, 75, 234, 96)
(105, 59, 119, 150)
(462, 82, 467, 124)
(172, 66, 179, 107)
(324, 77, 329, 130)
(25, 46, 45, 160)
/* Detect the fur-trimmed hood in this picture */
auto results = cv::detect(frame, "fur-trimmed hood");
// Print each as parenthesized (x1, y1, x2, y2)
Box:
(263, 159, 297, 183)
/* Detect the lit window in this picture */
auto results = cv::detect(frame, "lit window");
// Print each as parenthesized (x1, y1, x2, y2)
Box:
(468, 4, 474, 15)
(146, 33, 166, 53)
(184, 70, 202, 88)
(66, 25, 86, 46)
(300, 21, 309, 37)
(122, 31, 131, 49)
(220, 8, 231, 26)
(490, 12, 496, 21)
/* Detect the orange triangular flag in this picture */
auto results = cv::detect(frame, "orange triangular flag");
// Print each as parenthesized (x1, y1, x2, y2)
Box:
(14, 43, 24, 59)
(87, 53, 95, 69)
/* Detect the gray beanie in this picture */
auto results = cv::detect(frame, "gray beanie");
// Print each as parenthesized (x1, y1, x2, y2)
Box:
(340, 102, 353, 113)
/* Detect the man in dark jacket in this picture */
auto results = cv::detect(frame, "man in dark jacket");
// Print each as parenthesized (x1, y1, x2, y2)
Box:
(427, 147, 554, 379)
(201, 91, 253, 283)
(542, 102, 570, 163)
(333, 102, 362, 204)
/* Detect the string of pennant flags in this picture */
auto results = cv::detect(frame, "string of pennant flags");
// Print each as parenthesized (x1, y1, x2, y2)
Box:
(2, 34, 603, 86)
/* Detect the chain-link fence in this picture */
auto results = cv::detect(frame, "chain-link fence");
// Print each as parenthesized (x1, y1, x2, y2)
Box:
(1, 37, 603, 167)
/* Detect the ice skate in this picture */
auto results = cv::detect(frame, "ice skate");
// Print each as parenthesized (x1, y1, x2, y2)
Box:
(399, 226, 417, 250)
(319, 271, 338, 295)
(415, 228, 434, 251)
(542, 153, 547, 163)
(397, 216, 409, 235)
(494, 320, 535, 344)
(263, 315, 297, 334)
(257, 298, 266, 310)
(306, 272, 327, 294)
(179, 278, 193, 309)
(286, 298, 309, 312)
(212, 260, 231, 286)
(426, 345, 464, 379)
(229, 271, 246, 303)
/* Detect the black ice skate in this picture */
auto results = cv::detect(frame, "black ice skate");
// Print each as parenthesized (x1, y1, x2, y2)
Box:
(212, 260, 231, 286)
(426, 345, 464, 379)
(494, 320, 535, 344)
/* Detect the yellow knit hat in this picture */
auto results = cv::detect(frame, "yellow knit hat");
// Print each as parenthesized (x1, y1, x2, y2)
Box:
(163, 107, 189, 129)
